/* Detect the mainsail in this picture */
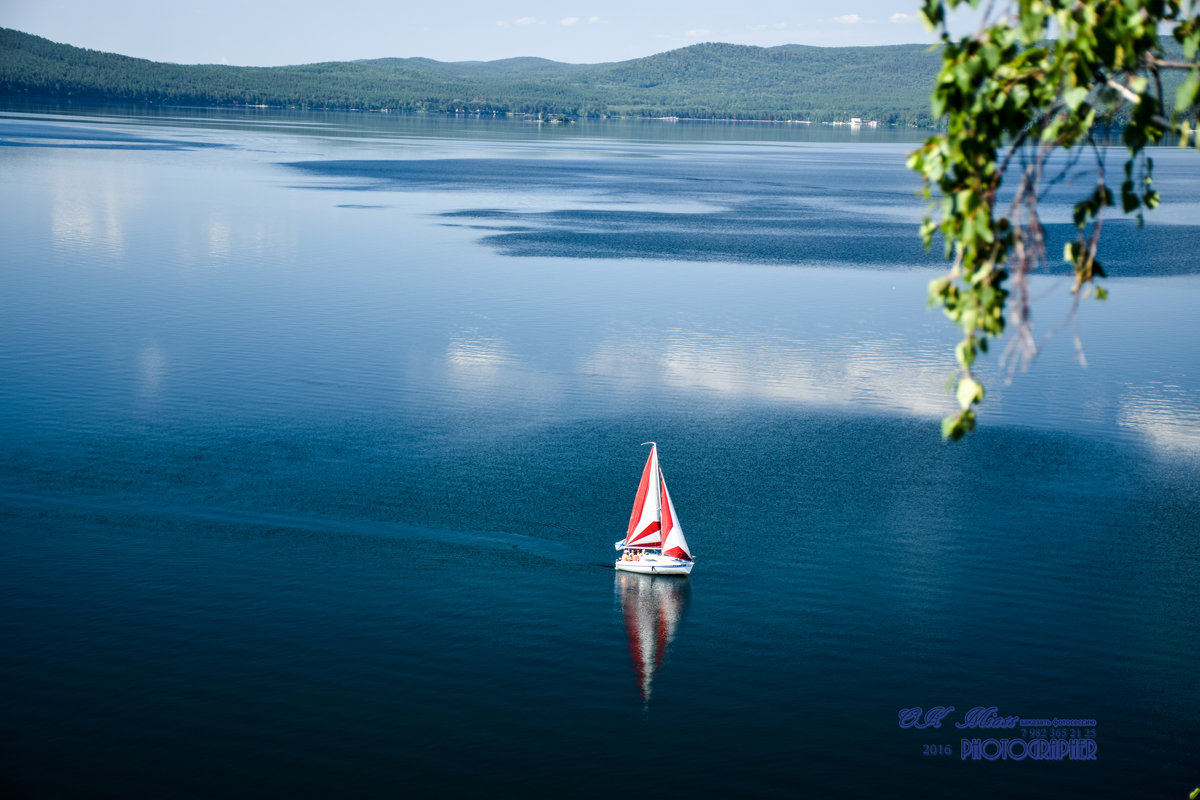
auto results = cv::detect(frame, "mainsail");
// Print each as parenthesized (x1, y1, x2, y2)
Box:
(620, 443, 692, 562)
(624, 444, 663, 548)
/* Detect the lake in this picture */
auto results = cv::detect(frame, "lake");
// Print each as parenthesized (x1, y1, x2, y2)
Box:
(1, 106, 1198, 799)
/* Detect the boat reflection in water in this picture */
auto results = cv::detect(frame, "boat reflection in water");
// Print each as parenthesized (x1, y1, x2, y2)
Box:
(616, 571, 691, 707)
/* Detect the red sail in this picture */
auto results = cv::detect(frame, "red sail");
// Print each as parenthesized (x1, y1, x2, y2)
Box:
(660, 472, 693, 561)
(624, 445, 663, 548)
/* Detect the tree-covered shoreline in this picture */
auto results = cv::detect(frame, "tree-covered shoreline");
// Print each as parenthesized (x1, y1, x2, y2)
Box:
(0, 27, 943, 124)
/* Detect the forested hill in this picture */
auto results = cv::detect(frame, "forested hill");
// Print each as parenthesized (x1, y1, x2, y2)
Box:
(0, 27, 941, 123)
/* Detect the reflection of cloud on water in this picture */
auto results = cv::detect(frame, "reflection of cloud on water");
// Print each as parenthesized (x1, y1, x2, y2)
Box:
(447, 334, 516, 375)
(439, 326, 959, 419)
(444, 332, 565, 407)
(207, 219, 233, 260)
(51, 193, 98, 250)
(584, 331, 955, 418)
(136, 340, 168, 402)
(50, 161, 143, 259)
(43, 150, 286, 272)
(1117, 385, 1200, 458)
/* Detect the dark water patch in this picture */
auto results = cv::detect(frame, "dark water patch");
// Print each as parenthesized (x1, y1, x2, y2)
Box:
(440, 221, 539, 233)
(286, 158, 1200, 275)
(1042, 220, 1200, 277)
(0, 120, 230, 150)
(0, 490, 579, 563)
(445, 208, 1200, 275)
(280, 155, 924, 204)
(478, 224, 939, 266)
(2, 406, 1197, 798)
(467, 210, 941, 267)
(283, 156, 651, 191)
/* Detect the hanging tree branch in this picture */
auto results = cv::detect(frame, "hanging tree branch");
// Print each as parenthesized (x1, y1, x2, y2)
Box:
(908, 0, 1200, 440)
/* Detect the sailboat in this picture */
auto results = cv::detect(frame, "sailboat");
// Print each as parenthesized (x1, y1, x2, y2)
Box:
(614, 442, 694, 575)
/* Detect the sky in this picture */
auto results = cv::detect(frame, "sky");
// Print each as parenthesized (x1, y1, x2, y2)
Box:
(0, 0, 947, 66)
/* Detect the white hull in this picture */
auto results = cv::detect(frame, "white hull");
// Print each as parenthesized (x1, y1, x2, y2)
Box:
(614, 554, 694, 576)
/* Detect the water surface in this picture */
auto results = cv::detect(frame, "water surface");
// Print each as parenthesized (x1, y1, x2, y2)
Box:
(1, 107, 1198, 799)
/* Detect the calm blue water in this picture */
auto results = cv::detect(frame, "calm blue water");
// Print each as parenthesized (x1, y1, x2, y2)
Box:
(2, 107, 1198, 798)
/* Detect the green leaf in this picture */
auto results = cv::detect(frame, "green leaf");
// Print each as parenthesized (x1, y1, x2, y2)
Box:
(955, 339, 977, 369)
(920, 0, 946, 30)
(942, 409, 976, 441)
(909, 0, 1199, 440)
(1063, 86, 1089, 110)
(1121, 180, 1139, 213)
(956, 376, 984, 410)
(1175, 71, 1200, 114)
(1073, 200, 1089, 227)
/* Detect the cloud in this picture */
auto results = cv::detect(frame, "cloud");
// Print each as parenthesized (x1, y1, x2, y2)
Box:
(685, 29, 712, 37)
(890, 12, 916, 23)
(588, 16, 602, 24)
(561, 17, 580, 26)
(832, 13, 873, 24)
(515, 17, 538, 26)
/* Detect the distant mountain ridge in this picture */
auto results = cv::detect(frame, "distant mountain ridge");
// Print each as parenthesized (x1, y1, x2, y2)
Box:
(0, 28, 940, 123)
